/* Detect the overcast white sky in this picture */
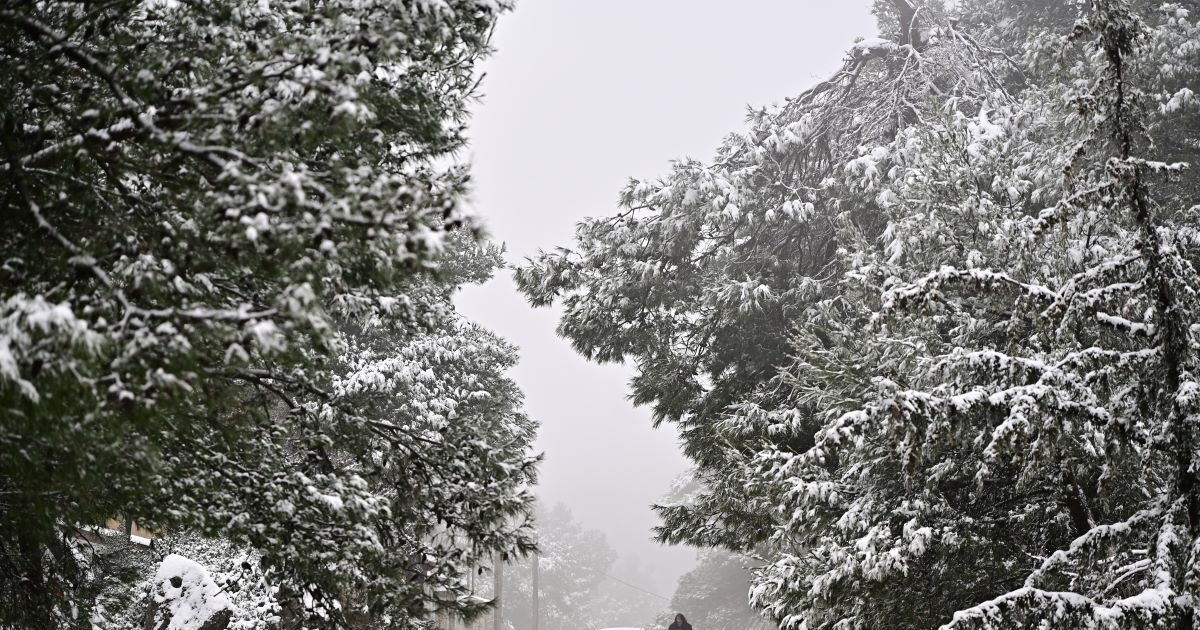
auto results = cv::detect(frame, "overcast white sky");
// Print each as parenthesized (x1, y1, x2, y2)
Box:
(456, 0, 877, 598)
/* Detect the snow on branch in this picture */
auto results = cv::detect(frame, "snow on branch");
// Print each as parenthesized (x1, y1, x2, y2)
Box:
(1022, 498, 1165, 589)
(942, 585, 1175, 630)
(881, 265, 1059, 314)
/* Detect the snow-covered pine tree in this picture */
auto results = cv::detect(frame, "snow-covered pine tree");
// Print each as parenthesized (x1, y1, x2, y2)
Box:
(743, 1, 1200, 626)
(769, 2, 1200, 627)
(0, 1, 538, 628)
(518, 0, 1200, 628)
(926, 1, 1200, 626)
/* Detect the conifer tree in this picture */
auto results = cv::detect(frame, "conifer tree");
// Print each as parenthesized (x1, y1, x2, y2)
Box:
(0, 1, 537, 628)
(518, 1, 1200, 627)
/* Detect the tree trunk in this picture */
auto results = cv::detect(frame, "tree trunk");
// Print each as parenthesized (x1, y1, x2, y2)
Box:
(891, 0, 922, 49)
(15, 531, 50, 629)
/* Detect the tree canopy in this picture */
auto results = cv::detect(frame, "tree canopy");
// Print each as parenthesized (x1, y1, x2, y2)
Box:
(0, 1, 538, 628)
(517, 0, 1200, 627)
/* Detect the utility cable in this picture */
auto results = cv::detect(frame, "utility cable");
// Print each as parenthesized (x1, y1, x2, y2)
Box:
(599, 572, 673, 603)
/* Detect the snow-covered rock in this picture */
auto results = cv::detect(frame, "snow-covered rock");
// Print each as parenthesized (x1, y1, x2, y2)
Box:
(144, 554, 232, 630)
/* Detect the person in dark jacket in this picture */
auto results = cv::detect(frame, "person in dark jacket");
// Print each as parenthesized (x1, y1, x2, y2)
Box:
(668, 613, 692, 630)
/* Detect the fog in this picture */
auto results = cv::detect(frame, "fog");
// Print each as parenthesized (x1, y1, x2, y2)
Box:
(456, 0, 877, 601)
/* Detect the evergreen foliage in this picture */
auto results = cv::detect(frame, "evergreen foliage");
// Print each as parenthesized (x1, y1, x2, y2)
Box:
(518, 1, 1200, 627)
(0, 1, 537, 628)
